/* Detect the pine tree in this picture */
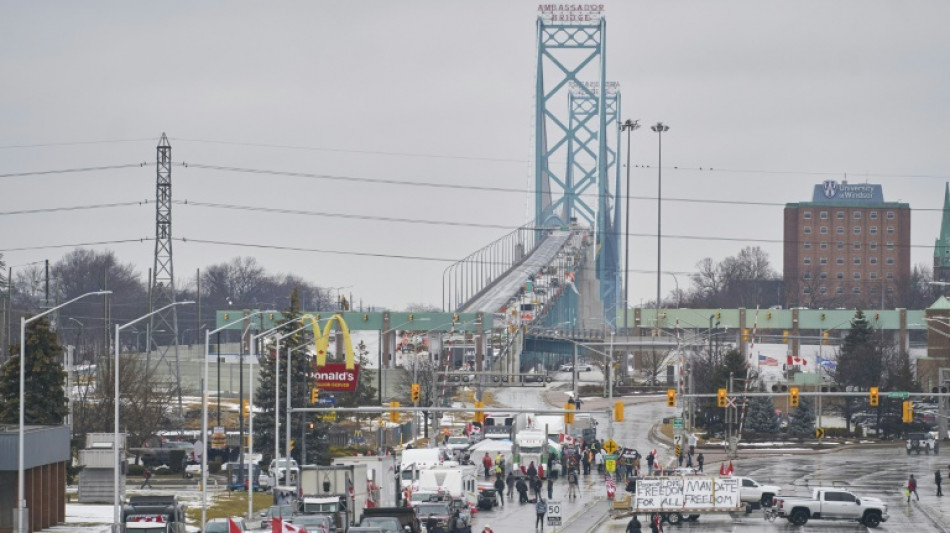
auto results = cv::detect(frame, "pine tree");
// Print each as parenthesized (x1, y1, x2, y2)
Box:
(743, 395, 780, 434)
(254, 288, 330, 466)
(714, 349, 748, 390)
(0, 316, 67, 424)
(787, 396, 815, 438)
(834, 310, 882, 432)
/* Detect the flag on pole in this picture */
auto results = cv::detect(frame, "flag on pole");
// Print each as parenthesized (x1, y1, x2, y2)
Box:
(272, 518, 305, 533)
(227, 518, 243, 533)
(758, 354, 779, 366)
(726, 460, 734, 476)
(719, 462, 727, 476)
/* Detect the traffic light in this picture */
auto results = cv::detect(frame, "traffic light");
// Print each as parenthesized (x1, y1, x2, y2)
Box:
(666, 389, 676, 408)
(411, 383, 421, 403)
(388, 401, 401, 423)
(613, 401, 624, 422)
(741, 329, 750, 343)
(408, 313, 414, 322)
(822, 331, 829, 345)
(453, 313, 460, 323)
(223, 312, 229, 321)
(474, 401, 484, 423)
(242, 401, 249, 417)
(902, 401, 913, 423)
(311, 387, 319, 404)
(782, 330, 789, 344)
(869, 386, 879, 407)
(717, 388, 728, 408)
(789, 387, 800, 408)
(563, 402, 575, 424)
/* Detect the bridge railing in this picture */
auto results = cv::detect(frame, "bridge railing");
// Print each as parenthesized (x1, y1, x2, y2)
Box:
(442, 224, 548, 312)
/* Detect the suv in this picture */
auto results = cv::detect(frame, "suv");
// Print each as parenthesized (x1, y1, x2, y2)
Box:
(906, 432, 939, 455)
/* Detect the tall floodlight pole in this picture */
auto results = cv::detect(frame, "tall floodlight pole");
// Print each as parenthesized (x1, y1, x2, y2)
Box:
(620, 119, 640, 334)
(650, 122, 669, 335)
(18, 290, 110, 533)
(114, 300, 194, 531)
(202, 311, 264, 530)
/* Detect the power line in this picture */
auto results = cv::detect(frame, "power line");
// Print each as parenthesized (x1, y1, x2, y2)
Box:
(0, 163, 146, 179)
(177, 237, 458, 263)
(173, 137, 526, 164)
(0, 138, 154, 150)
(174, 200, 520, 230)
(0, 238, 149, 253)
(0, 201, 147, 216)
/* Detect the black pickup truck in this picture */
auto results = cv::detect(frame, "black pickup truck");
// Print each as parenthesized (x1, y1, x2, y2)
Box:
(361, 507, 420, 533)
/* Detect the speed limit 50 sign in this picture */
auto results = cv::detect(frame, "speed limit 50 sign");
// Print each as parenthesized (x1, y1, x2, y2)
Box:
(547, 500, 562, 526)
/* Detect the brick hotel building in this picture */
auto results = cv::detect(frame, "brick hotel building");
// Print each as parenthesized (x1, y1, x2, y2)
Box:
(784, 181, 910, 308)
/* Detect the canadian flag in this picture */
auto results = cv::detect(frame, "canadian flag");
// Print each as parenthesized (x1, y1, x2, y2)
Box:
(272, 518, 306, 533)
(558, 433, 575, 445)
(725, 461, 734, 476)
(228, 518, 244, 533)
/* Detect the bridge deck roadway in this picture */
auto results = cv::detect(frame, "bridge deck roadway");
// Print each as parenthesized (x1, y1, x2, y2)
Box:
(459, 230, 572, 316)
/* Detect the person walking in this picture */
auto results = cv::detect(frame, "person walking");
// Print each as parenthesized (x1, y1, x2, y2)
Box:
(567, 469, 579, 500)
(140, 466, 153, 489)
(482, 453, 493, 479)
(696, 453, 704, 473)
(935, 470, 943, 497)
(633, 454, 641, 477)
(506, 471, 515, 501)
(907, 474, 920, 502)
(646, 452, 654, 475)
(533, 476, 543, 500)
(649, 512, 663, 533)
(517, 477, 529, 503)
(625, 514, 642, 533)
(535, 497, 547, 531)
(494, 474, 506, 508)
(581, 451, 591, 475)
(547, 475, 554, 499)
(685, 450, 693, 469)
(595, 449, 604, 474)
(527, 461, 538, 479)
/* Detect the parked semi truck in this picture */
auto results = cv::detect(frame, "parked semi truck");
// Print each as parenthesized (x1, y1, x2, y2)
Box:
(300, 464, 368, 532)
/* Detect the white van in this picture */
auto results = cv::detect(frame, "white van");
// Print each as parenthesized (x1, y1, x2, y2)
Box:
(415, 464, 479, 508)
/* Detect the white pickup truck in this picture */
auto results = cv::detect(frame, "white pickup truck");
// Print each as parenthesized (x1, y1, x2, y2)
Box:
(767, 488, 888, 528)
(734, 476, 781, 508)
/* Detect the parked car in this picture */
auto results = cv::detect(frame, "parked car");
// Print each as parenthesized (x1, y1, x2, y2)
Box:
(292, 514, 336, 533)
(205, 517, 249, 533)
(260, 505, 296, 529)
(906, 432, 939, 455)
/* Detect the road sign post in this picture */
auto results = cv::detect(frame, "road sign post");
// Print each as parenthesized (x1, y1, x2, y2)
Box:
(887, 391, 909, 400)
(547, 500, 562, 528)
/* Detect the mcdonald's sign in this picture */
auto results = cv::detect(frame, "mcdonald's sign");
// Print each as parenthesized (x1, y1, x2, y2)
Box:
(302, 313, 356, 370)
(316, 362, 360, 392)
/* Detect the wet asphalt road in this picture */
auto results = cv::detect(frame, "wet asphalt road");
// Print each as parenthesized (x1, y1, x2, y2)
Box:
(481, 383, 950, 533)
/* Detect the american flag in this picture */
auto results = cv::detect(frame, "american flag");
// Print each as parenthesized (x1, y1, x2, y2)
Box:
(758, 354, 779, 366)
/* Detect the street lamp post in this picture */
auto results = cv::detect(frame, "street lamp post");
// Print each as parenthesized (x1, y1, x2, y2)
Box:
(620, 119, 640, 335)
(114, 300, 194, 531)
(202, 310, 264, 530)
(18, 290, 110, 533)
(651, 122, 669, 335)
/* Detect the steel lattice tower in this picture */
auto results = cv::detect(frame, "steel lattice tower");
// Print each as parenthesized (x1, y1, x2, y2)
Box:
(149, 133, 183, 418)
(534, 13, 622, 325)
(568, 88, 622, 325)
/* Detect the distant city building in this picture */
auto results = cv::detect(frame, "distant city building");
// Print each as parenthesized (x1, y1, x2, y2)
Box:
(934, 184, 950, 285)
(784, 180, 910, 308)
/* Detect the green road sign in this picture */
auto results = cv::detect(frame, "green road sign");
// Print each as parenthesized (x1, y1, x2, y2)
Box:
(673, 418, 684, 429)
(887, 391, 909, 399)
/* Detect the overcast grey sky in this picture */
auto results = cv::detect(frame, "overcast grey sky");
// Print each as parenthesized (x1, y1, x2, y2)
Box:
(3, 1, 950, 310)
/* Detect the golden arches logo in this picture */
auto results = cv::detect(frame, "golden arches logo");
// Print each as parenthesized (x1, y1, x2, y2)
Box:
(301, 313, 355, 370)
